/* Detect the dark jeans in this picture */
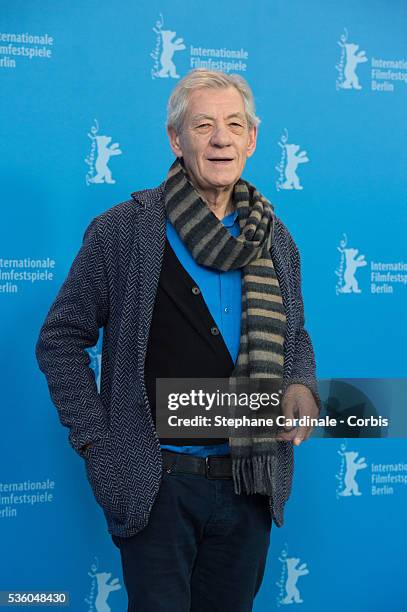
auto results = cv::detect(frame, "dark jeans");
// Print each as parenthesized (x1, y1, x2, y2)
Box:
(111, 467, 272, 611)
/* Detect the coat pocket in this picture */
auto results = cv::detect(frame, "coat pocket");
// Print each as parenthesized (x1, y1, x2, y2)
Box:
(83, 431, 127, 521)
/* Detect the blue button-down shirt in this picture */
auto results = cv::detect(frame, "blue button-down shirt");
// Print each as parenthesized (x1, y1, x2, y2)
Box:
(161, 208, 241, 457)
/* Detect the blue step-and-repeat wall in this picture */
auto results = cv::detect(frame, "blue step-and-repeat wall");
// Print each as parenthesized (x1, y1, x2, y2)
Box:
(1, 1, 406, 610)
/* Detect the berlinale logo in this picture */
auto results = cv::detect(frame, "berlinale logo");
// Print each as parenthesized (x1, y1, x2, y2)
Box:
(335, 28, 368, 91)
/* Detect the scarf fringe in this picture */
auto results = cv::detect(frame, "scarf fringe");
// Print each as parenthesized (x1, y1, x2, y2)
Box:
(232, 454, 277, 497)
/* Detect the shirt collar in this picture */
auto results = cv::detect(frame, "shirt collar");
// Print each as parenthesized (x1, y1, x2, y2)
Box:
(221, 208, 238, 227)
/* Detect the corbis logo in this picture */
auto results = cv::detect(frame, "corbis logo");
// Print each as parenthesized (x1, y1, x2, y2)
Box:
(276, 544, 309, 606)
(275, 129, 309, 192)
(85, 118, 122, 186)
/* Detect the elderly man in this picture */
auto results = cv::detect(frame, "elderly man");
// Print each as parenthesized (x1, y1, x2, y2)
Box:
(36, 69, 319, 611)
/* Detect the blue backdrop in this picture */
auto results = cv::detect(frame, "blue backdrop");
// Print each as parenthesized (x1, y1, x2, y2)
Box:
(1, 1, 406, 610)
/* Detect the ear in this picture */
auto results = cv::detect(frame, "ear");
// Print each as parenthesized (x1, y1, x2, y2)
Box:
(167, 126, 183, 157)
(246, 125, 258, 158)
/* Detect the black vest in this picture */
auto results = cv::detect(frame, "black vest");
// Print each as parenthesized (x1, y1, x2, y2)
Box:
(145, 237, 236, 445)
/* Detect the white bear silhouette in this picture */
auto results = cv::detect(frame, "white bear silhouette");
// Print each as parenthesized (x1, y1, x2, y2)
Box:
(281, 144, 309, 190)
(339, 248, 367, 293)
(94, 571, 121, 612)
(339, 451, 367, 496)
(282, 557, 309, 604)
(156, 29, 186, 78)
(90, 135, 122, 184)
(341, 43, 367, 90)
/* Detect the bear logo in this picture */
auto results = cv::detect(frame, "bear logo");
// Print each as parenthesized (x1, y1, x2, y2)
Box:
(282, 557, 309, 604)
(339, 450, 367, 496)
(94, 571, 121, 612)
(339, 248, 367, 293)
(341, 42, 367, 90)
(154, 29, 186, 79)
(89, 135, 122, 184)
(281, 143, 309, 190)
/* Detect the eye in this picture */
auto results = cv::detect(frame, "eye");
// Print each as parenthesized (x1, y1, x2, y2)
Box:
(197, 123, 211, 128)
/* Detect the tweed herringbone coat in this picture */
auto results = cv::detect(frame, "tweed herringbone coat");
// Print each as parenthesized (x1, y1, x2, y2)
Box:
(35, 181, 319, 537)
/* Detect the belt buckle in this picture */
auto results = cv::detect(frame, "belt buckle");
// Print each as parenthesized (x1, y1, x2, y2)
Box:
(205, 455, 231, 480)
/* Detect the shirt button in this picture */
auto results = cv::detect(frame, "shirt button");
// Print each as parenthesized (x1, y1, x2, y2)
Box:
(191, 286, 201, 295)
(224, 306, 230, 313)
(210, 326, 220, 336)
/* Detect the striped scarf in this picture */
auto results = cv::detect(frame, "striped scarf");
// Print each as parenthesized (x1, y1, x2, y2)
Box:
(163, 157, 286, 497)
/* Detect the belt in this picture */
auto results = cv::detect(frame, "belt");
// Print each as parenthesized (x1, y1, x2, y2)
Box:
(161, 449, 233, 479)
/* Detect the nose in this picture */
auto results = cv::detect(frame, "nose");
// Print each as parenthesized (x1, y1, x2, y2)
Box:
(209, 124, 233, 148)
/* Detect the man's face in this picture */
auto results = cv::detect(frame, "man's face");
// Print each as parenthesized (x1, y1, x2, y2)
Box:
(167, 86, 257, 193)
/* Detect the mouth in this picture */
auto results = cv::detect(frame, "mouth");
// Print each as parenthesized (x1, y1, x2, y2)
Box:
(207, 157, 234, 165)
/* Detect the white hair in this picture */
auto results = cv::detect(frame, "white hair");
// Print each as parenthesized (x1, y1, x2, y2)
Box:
(166, 68, 261, 133)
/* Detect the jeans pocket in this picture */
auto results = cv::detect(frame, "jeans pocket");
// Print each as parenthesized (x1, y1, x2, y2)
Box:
(84, 431, 127, 521)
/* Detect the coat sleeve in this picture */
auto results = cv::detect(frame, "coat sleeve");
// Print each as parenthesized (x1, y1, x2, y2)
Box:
(35, 217, 110, 456)
(286, 233, 322, 412)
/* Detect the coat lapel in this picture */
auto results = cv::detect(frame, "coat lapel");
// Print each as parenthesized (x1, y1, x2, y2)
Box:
(133, 185, 167, 402)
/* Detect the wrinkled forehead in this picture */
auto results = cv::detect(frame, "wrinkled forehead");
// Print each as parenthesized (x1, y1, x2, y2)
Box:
(184, 86, 246, 123)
